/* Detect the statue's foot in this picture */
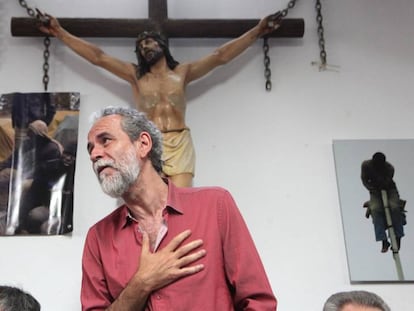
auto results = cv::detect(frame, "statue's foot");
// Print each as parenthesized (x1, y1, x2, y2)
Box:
(381, 240, 390, 253)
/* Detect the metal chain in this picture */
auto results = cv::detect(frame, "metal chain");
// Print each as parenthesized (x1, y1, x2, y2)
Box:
(18, 0, 35, 17)
(315, 0, 327, 69)
(311, 0, 339, 71)
(281, 0, 298, 17)
(263, 38, 272, 91)
(263, 0, 298, 91)
(16, 0, 51, 90)
(43, 37, 50, 91)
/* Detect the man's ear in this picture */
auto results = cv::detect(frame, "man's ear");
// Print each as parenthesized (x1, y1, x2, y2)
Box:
(135, 132, 152, 158)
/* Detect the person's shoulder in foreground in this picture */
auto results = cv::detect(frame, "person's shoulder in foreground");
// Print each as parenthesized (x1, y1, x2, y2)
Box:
(0, 285, 41, 311)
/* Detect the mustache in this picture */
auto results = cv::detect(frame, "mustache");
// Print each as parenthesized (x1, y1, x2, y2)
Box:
(94, 159, 117, 175)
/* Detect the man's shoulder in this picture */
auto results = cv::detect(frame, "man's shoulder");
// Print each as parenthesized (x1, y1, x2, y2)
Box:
(174, 185, 235, 206)
(170, 184, 230, 200)
(177, 185, 229, 196)
(170, 186, 234, 216)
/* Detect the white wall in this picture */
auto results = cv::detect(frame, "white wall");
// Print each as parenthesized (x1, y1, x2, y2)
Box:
(1, 0, 414, 310)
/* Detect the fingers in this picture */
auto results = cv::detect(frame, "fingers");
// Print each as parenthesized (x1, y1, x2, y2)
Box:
(141, 231, 150, 254)
(174, 238, 204, 258)
(142, 229, 206, 264)
(165, 230, 205, 259)
(164, 229, 192, 251)
(267, 19, 281, 30)
(135, 230, 205, 291)
(178, 262, 205, 277)
(177, 248, 206, 269)
(271, 24, 281, 31)
(35, 9, 50, 27)
(171, 232, 206, 273)
(167, 248, 206, 281)
(271, 11, 283, 20)
(266, 11, 283, 29)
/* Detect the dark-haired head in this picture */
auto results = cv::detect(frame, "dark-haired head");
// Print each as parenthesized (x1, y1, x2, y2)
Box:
(135, 31, 179, 77)
(372, 152, 386, 167)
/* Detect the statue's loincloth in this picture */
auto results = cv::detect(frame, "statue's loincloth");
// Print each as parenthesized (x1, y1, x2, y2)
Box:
(161, 127, 195, 177)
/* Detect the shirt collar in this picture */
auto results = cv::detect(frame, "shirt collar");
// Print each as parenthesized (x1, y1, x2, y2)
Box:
(165, 178, 184, 214)
(121, 178, 184, 228)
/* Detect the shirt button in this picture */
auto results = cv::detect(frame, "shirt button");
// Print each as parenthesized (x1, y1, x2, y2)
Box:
(156, 295, 161, 300)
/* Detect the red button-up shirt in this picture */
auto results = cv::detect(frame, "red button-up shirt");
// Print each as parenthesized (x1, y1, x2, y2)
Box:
(81, 181, 277, 310)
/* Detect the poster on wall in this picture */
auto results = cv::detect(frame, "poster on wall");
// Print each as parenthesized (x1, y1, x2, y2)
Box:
(0, 92, 79, 236)
(333, 139, 414, 282)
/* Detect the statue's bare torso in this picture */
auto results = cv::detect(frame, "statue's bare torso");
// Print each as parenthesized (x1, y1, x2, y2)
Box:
(132, 69, 187, 132)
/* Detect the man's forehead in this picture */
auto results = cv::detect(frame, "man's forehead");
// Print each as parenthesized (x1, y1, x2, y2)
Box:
(341, 304, 382, 311)
(88, 115, 122, 137)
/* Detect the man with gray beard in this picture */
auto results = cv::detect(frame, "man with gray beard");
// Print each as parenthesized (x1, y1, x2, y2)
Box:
(94, 145, 140, 197)
(82, 106, 277, 310)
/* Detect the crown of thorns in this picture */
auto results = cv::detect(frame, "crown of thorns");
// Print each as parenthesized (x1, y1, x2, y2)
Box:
(135, 31, 168, 51)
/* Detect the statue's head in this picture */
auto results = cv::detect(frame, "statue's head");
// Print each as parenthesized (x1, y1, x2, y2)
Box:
(135, 31, 179, 77)
(372, 151, 386, 167)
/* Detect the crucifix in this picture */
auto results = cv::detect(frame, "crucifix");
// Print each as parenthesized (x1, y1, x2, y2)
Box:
(10, 0, 304, 188)
(11, 0, 304, 38)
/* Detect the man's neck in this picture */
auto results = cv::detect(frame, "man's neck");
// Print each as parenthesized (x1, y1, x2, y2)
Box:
(123, 169, 168, 220)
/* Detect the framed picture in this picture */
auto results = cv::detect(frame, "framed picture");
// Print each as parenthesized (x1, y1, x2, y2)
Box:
(333, 139, 414, 282)
(0, 92, 80, 236)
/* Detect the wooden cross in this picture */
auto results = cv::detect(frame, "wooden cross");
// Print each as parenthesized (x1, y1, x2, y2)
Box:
(11, 0, 304, 39)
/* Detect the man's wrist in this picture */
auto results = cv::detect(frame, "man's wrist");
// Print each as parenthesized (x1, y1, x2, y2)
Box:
(131, 273, 153, 296)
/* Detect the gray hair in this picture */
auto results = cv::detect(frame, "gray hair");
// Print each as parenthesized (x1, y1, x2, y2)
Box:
(323, 291, 391, 311)
(92, 107, 163, 173)
(0, 286, 41, 311)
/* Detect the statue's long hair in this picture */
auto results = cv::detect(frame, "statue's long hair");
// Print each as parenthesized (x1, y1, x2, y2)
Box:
(135, 31, 179, 78)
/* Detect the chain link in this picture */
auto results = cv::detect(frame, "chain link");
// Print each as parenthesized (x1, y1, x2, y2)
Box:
(315, 0, 327, 69)
(18, 0, 35, 17)
(263, 38, 272, 91)
(263, 0, 298, 91)
(281, 0, 298, 18)
(43, 37, 50, 91)
(16, 0, 51, 90)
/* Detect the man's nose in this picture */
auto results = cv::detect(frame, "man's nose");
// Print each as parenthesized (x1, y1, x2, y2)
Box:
(89, 145, 103, 162)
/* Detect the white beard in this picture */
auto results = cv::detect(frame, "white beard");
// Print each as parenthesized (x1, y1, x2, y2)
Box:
(93, 147, 140, 198)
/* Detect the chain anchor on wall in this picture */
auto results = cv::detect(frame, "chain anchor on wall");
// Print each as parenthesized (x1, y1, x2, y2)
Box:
(311, 0, 339, 72)
(17, 0, 51, 90)
(262, 0, 298, 91)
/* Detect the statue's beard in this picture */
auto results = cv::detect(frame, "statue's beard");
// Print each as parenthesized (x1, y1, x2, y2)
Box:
(145, 48, 164, 67)
(93, 148, 140, 198)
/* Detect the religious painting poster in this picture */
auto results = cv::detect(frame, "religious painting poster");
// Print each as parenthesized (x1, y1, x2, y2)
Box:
(0, 92, 80, 236)
(333, 139, 414, 282)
